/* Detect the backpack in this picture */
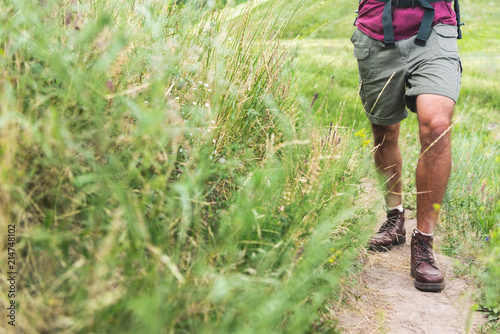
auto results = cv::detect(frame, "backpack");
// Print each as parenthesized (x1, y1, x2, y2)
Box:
(354, 0, 464, 48)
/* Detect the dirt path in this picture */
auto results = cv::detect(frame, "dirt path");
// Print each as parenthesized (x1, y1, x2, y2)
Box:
(332, 210, 485, 333)
(329, 182, 486, 333)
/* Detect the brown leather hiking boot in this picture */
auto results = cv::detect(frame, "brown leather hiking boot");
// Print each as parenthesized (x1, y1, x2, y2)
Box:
(410, 229, 445, 292)
(368, 209, 406, 252)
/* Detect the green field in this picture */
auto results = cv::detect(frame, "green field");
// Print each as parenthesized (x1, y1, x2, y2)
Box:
(0, 0, 499, 332)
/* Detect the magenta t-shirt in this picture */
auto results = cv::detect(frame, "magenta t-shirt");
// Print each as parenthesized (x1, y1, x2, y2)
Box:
(356, 0, 457, 41)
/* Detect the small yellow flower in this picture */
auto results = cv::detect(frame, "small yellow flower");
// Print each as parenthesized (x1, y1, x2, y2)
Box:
(355, 129, 372, 147)
(355, 128, 367, 138)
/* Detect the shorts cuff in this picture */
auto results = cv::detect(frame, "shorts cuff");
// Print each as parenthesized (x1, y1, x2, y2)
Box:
(366, 109, 409, 126)
(405, 87, 459, 103)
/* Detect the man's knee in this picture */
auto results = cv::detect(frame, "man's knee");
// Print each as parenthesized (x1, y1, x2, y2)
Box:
(416, 94, 454, 147)
(371, 123, 400, 146)
(419, 117, 452, 149)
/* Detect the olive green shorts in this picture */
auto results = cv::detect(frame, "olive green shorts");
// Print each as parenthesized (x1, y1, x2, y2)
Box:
(351, 24, 462, 125)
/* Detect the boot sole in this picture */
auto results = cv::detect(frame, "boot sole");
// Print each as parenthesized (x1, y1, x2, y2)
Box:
(411, 269, 445, 292)
(414, 280, 445, 292)
(369, 235, 406, 252)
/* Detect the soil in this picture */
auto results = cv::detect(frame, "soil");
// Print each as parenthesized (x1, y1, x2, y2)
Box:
(329, 183, 487, 333)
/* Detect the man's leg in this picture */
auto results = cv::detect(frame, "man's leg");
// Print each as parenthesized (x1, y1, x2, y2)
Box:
(368, 122, 406, 252)
(411, 93, 454, 292)
(372, 122, 402, 207)
(415, 94, 454, 233)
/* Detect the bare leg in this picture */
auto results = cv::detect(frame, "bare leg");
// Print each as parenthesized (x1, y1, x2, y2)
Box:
(415, 94, 454, 234)
(371, 122, 402, 208)
(368, 122, 405, 252)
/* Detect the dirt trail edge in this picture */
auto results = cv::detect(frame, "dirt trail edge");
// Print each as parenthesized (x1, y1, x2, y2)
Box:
(332, 184, 485, 333)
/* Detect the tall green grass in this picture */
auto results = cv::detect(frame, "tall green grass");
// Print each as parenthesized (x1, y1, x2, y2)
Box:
(0, 1, 374, 332)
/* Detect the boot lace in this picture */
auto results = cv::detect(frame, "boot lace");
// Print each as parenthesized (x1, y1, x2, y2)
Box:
(413, 230, 435, 266)
(378, 215, 399, 233)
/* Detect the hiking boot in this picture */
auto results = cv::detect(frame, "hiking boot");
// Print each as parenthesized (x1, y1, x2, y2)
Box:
(410, 229, 445, 292)
(368, 209, 406, 252)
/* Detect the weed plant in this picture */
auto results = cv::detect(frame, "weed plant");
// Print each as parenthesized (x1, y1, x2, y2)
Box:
(0, 0, 373, 333)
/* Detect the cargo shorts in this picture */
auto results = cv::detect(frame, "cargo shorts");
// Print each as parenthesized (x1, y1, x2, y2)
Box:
(351, 24, 462, 125)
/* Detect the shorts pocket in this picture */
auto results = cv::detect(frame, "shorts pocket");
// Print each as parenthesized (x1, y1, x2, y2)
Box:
(433, 24, 459, 54)
(353, 46, 376, 82)
(353, 47, 369, 60)
(351, 30, 377, 82)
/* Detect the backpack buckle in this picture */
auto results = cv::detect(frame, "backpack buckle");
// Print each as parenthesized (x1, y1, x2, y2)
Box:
(393, 0, 416, 7)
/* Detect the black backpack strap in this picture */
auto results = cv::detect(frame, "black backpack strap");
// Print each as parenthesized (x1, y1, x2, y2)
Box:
(454, 0, 463, 39)
(415, 0, 435, 46)
(353, 0, 361, 26)
(382, 0, 396, 48)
